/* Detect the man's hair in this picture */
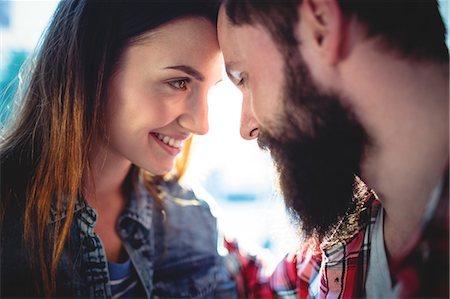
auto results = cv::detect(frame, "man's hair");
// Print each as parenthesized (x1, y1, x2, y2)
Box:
(224, 0, 448, 63)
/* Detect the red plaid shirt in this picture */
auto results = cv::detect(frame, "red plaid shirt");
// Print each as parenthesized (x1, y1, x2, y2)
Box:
(226, 176, 449, 298)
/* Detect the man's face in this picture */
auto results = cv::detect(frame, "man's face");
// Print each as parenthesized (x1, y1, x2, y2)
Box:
(217, 7, 286, 138)
(218, 6, 368, 239)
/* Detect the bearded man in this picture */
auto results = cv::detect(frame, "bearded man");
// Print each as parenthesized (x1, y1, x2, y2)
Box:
(218, 0, 449, 297)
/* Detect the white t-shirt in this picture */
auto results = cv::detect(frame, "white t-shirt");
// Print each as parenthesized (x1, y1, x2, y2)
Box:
(365, 178, 443, 298)
(365, 207, 401, 298)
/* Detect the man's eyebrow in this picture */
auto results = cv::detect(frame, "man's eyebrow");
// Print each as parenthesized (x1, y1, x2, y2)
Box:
(164, 65, 205, 81)
(225, 61, 237, 73)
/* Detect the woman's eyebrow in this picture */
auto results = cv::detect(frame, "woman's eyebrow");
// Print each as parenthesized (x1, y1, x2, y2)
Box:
(164, 65, 205, 81)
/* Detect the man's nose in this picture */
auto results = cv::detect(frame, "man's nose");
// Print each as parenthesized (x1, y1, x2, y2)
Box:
(240, 93, 259, 140)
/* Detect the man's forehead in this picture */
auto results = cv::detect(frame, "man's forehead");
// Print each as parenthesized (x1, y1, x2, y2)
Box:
(224, 60, 239, 72)
(217, 9, 243, 69)
(217, 4, 236, 29)
(217, 6, 236, 44)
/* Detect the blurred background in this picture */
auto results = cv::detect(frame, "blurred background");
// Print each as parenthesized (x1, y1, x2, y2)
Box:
(1, 0, 448, 263)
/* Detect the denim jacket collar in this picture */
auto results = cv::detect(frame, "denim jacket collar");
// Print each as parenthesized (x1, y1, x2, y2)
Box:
(118, 179, 153, 231)
(74, 180, 155, 298)
(49, 195, 87, 224)
(48, 179, 153, 230)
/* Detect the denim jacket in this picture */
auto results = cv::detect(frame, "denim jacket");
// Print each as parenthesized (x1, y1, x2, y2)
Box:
(1, 178, 237, 298)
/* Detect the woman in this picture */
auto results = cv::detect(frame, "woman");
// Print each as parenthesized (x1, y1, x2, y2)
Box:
(0, 0, 235, 297)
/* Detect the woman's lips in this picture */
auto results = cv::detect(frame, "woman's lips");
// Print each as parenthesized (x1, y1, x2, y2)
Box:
(150, 133, 182, 156)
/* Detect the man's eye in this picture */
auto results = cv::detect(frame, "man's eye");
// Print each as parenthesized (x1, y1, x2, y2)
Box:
(229, 70, 247, 88)
(167, 79, 189, 90)
(237, 77, 246, 86)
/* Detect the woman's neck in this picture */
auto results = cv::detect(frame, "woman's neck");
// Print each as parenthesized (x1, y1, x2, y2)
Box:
(83, 145, 132, 207)
(82, 144, 133, 262)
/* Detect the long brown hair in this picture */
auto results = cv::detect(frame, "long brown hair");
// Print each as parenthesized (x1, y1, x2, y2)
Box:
(0, 0, 218, 296)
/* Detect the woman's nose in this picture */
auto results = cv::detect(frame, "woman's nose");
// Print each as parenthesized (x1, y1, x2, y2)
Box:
(178, 90, 209, 135)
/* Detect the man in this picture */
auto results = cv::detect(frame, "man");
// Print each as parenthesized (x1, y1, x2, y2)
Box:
(218, 0, 449, 297)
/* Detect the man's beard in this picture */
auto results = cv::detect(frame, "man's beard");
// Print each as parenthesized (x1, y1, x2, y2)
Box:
(258, 48, 368, 240)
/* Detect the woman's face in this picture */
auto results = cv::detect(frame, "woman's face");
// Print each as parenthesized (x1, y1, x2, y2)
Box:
(104, 17, 222, 175)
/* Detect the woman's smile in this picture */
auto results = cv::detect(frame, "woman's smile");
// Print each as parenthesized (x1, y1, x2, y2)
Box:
(150, 132, 189, 156)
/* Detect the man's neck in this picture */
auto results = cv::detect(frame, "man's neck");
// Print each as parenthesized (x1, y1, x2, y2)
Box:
(342, 44, 449, 258)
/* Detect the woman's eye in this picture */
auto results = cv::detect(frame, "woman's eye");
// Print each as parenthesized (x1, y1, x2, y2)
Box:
(167, 79, 189, 90)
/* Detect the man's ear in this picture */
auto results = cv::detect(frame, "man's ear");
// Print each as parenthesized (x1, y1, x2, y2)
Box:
(296, 0, 345, 65)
